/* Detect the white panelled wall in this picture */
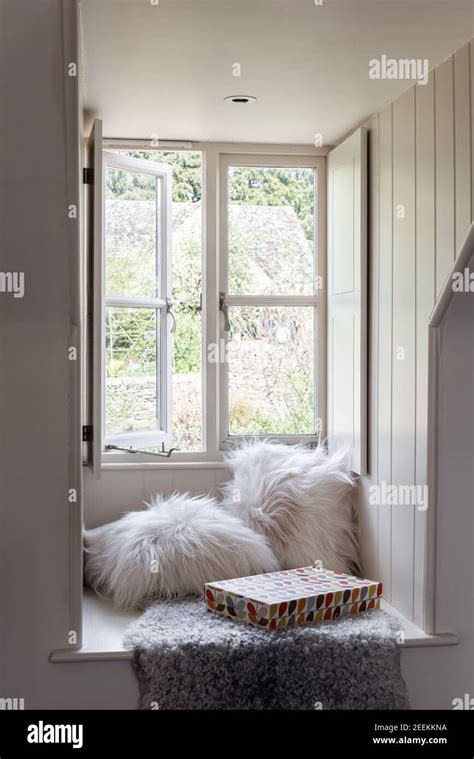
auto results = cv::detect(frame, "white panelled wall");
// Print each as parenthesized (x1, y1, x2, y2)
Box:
(359, 41, 474, 628)
(84, 466, 230, 528)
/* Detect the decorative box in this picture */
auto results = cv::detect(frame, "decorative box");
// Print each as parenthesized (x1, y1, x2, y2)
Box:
(205, 566, 382, 629)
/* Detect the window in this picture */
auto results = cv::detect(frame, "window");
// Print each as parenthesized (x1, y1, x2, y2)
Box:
(102, 152, 173, 450)
(102, 149, 203, 454)
(87, 125, 325, 467)
(219, 155, 324, 444)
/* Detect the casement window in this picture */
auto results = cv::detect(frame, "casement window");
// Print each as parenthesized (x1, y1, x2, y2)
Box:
(218, 154, 325, 445)
(85, 120, 326, 472)
(103, 152, 173, 450)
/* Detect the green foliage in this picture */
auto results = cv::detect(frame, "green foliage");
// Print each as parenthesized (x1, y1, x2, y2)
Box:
(105, 167, 155, 201)
(173, 310, 201, 374)
(228, 166, 314, 241)
(105, 308, 156, 378)
(109, 151, 202, 203)
(105, 151, 316, 447)
(280, 368, 315, 432)
(230, 406, 289, 435)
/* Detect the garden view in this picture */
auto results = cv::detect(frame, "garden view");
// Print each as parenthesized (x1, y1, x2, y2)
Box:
(104, 152, 316, 450)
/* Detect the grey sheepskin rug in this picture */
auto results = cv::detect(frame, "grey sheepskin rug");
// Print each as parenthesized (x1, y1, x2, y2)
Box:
(124, 601, 410, 710)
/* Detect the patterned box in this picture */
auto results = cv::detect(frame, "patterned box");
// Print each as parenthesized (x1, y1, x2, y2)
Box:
(205, 566, 382, 629)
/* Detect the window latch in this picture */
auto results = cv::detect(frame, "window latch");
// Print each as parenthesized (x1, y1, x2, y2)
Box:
(219, 292, 230, 332)
(105, 444, 178, 458)
(166, 298, 176, 333)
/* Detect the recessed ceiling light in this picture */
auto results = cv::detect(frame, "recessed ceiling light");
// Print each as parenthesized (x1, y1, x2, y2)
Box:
(224, 95, 257, 104)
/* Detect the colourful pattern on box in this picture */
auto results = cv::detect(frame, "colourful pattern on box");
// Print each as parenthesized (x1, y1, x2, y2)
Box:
(205, 567, 383, 629)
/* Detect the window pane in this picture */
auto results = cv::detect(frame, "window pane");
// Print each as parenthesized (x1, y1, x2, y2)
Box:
(228, 306, 315, 435)
(105, 167, 159, 299)
(228, 166, 315, 296)
(170, 183, 202, 452)
(105, 307, 160, 437)
(121, 150, 204, 452)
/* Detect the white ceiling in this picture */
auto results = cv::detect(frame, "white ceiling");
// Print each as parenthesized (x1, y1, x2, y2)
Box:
(81, 0, 474, 146)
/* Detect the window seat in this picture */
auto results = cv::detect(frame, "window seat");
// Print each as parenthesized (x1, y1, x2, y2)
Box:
(50, 589, 458, 663)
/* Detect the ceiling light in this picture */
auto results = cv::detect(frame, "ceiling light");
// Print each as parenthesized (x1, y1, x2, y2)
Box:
(224, 95, 257, 104)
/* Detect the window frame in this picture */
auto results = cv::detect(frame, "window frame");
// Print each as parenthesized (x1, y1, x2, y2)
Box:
(98, 142, 327, 467)
(102, 150, 173, 450)
(218, 153, 326, 447)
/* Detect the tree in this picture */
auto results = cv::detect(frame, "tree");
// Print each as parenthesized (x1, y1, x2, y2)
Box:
(106, 151, 202, 203)
(228, 166, 314, 241)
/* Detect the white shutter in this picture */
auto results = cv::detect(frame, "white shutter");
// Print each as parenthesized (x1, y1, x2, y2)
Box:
(85, 119, 104, 479)
(327, 128, 368, 475)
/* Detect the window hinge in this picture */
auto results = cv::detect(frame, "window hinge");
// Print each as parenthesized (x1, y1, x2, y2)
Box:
(83, 167, 94, 184)
(82, 425, 93, 442)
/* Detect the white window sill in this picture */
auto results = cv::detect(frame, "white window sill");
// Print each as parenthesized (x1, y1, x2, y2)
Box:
(96, 438, 322, 471)
(50, 590, 459, 663)
(50, 590, 138, 662)
(101, 460, 227, 471)
(96, 450, 227, 470)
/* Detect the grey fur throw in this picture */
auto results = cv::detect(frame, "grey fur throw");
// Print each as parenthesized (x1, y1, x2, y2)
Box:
(124, 600, 410, 710)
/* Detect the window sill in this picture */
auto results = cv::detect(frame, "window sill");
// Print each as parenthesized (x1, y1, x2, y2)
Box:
(380, 600, 459, 648)
(95, 439, 322, 471)
(94, 450, 227, 470)
(101, 460, 227, 471)
(50, 590, 137, 662)
(50, 590, 459, 664)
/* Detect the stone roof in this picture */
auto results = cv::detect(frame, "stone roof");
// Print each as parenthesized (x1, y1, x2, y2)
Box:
(106, 200, 313, 291)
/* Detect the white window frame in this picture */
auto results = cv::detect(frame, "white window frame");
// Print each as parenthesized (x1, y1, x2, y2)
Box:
(218, 153, 326, 448)
(102, 150, 173, 450)
(98, 142, 327, 468)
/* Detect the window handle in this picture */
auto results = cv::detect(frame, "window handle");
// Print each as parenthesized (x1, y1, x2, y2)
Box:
(219, 291, 231, 332)
(105, 444, 178, 458)
(166, 298, 176, 333)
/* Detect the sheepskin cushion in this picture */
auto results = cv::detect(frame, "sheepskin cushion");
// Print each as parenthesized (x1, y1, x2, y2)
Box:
(221, 441, 359, 574)
(84, 493, 278, 609)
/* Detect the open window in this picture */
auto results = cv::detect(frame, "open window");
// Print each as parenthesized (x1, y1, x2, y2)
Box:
(85, 121, 173, 475)
(85, 131, 325, 470)
(103, 150, 173, 450)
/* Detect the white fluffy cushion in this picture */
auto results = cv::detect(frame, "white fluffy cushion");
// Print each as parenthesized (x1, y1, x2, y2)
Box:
(221, 441, 358, 574)
(84, 493, 278, 609)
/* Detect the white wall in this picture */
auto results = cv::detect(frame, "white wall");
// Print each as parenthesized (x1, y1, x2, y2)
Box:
(357, 43, 474, 707)
(84, 466, 230, 528)
(0, 0, 137, 710)
(359, 40, 474, 626)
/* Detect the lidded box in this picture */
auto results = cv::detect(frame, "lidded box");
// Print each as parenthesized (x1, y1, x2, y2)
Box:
(205, 566, 382, 629)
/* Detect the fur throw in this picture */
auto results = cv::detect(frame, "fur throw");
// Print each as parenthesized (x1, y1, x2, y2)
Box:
(84, 492, 278, 609)
(221, 441, 359, 574)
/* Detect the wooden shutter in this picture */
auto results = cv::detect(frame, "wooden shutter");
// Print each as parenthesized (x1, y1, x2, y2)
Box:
(327, 128, 368, 475)
(85, 118, 103, 478)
